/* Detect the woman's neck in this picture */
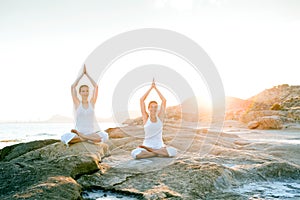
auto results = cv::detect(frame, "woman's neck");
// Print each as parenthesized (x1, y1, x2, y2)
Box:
(149, 113, 156, 119)
(82, 99, 88, 103)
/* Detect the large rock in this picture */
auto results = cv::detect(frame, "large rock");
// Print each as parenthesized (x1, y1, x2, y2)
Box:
(78, 155, 300, 199)
(79, 123, 300, 199)
(247, 116, 283, 130)
(78, 156, 239, 199)
(0, 140, 109, 199)
(257, 116, 283, 129)
(0, 139, 58, 162)
(105, 127, 128, 138)
(240, 110, 280, 123)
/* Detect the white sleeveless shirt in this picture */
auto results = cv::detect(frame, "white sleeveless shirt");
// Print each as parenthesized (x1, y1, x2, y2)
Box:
(142, 115, 164, 149)
(75, 102, 98, 135)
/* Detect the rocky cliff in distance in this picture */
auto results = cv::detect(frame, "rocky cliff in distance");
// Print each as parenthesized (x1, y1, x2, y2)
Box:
(207, 84, 300, 125)
(249, 84, 300, 109)
(124, 84, 300, 129)
(236, 84, 300, 129)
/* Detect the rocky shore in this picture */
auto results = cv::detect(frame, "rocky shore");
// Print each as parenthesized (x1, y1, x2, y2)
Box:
(1, 84, 299, 199)
(1, 119, 299, 199)
(0, 140, 109, 199)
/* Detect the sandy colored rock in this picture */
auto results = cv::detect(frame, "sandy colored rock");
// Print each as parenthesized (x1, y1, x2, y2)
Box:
(1, 119, 300, 199)
(240, 110, 280, 123)
(257, 116, 283, 129)
(80, 121, 300, 199)
(247, 121, 259, 129)
(106, 127, 128, 138)
(79, 154, 300, 199)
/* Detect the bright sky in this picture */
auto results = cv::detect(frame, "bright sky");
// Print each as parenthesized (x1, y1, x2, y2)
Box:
(1, 0, 299, 121)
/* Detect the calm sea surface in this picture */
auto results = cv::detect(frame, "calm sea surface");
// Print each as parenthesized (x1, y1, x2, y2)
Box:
(0, 122, 118, 149)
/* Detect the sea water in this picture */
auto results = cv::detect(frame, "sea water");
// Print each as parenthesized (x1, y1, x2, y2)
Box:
(0, 122, 119, 149)
(231, 180, 300, 199)
(82, 189, 139, 200)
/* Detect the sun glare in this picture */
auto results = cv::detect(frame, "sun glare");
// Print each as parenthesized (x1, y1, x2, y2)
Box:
(93, 49, 212, 119)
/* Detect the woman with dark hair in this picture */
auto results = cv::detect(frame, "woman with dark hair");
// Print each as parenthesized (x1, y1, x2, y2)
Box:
(61, 65, 108, 145)
(131, 80, 177, 159)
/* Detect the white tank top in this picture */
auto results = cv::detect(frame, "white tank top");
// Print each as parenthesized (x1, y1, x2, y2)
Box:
(75, 102, 98, 135)
(142, 115, 164, 149)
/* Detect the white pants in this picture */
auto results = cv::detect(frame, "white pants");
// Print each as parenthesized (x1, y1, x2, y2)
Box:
(61, 131, 109, 144)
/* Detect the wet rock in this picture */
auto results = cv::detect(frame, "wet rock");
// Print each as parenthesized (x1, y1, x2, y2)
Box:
(257, 162, 300, 179)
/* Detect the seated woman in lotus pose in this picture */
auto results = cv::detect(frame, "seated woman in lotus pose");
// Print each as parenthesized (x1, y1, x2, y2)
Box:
(61, 65, 108, 145)
(131, 80, 177, 159)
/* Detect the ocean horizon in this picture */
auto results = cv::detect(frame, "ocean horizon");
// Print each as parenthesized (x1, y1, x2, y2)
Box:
(0, 122, 120, 149)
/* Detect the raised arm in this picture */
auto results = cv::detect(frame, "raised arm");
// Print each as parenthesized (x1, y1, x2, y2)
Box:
(153, 83, 166, 119)
(71, 70, 84, 108)
(84, 65, 98, 105)
(140, 83, 154, 124)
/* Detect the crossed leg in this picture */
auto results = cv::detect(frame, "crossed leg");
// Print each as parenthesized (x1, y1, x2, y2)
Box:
(135, 150, 157, 159)
(70, 129, 102, 143)
(68, 135, 86, 144)
(134, 146, 170, 159)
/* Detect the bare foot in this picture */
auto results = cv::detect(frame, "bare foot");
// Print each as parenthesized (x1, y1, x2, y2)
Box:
(71, 129, 79, 134)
